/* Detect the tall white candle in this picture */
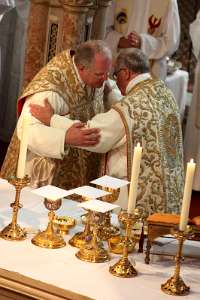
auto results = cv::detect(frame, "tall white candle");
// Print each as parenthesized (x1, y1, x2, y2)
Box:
(16, 113, 31, 178)
(179, 159, 196, 231)
(127, 143, 142, 214)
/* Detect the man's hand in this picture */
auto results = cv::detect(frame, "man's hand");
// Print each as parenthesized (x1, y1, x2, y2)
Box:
(127, 31, 141, 49)
(66, 123, 101, 146)
(118, 36, 133, 49)
(29, 98, 54, 126)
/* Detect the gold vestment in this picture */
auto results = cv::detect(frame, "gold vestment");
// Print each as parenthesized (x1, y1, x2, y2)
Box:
(1, 50, 105, 189)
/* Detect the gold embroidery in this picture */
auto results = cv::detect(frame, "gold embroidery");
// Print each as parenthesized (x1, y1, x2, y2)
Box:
(1, 50, 105, 190)
(113, 79, 184, 218)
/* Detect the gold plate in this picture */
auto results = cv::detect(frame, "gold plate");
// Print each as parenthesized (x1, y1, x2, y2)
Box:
(53, 216, 76, 235)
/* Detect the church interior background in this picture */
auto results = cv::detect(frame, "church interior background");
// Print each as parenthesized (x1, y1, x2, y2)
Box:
(0, 0, 200, 215)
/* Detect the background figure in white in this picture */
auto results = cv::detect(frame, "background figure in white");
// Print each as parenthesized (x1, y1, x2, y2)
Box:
(105, 0, 180, 80)
(184, 11, 200, 191)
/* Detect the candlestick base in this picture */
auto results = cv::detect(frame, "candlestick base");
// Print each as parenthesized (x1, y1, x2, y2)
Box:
(161, 228, 192, 296)
(0, 223, 27, 241)
(161, 276, 190, 296)
(109, 257, 137, 278)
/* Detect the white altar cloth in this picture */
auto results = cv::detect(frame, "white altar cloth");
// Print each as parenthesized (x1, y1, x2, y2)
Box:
(165, 70, 189, 119)
(0, 179, 199, 300)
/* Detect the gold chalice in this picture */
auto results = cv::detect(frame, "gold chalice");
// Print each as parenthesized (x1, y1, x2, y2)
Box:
(76, 212, 110, 263)
(97, 186, 120, 240)
(31, 198, 66, 249)
(69, 196, 93, 248)
(0, 176, 30, 241)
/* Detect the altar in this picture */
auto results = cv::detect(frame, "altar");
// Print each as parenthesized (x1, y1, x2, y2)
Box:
(0, 179, 199, 300)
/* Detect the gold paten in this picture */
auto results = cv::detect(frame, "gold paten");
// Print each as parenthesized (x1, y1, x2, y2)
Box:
(76, 212, 110, 263)
(161, 227, 192, 296)
(109, 210, 140, 277)
(0, 176, 30, 241)
(53, 216, 76, 235)
(31, 198, 66, 249)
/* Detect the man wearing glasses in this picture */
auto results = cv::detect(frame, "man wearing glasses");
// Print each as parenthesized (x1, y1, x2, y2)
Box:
(1, 40, 121, 189)
(28, 49, 184, 218)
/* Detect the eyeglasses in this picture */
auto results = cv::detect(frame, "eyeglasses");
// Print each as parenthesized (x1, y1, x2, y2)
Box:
(113, 68, 126, 80)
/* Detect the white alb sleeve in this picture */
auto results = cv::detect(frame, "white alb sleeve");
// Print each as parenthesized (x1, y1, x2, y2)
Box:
(17, 91, 68, 159)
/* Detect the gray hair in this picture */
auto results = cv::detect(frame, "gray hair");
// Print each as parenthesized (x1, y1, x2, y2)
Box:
(74, 40, 112, 68)
(115, 49, 149, 74)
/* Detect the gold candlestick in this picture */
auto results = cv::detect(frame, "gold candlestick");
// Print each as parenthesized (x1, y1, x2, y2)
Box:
(76, 212, 110, 263)
(0, 176, 30, 241)
(161, 228, 192, 296)
(109, 211, 139, 277)
(32, 198, 66, 249)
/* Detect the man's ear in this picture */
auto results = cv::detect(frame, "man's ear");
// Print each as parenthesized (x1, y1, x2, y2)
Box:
(77, 63, 85, 71)
(124, 69, 131, 80)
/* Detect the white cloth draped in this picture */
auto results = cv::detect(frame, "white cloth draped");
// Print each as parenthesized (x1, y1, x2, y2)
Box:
(0, 178, 200, 300)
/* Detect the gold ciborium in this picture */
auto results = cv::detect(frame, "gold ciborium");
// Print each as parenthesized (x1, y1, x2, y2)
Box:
(161, 227, 192, 296)
(31, 198, 66, 249)
(98, 187, 120, 240)
(76, 211, 110, 263)
(0, 176, 30, 241)
(109, 210, 140, 277)
(53, 216, 76, 235)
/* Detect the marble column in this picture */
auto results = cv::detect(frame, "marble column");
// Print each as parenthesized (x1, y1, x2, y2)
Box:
(91, 0, 112, 40)
(23, 0, 94, 87)
(23, 1, 50, 88)
(61, 0, 94, 50)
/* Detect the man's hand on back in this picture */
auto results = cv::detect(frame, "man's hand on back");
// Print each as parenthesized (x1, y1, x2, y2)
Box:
(29, 98, 54, 126)
(66, 123, 101, 146)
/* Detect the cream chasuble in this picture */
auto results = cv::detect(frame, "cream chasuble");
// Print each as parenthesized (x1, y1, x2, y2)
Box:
(110, 78, 184, 217)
